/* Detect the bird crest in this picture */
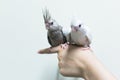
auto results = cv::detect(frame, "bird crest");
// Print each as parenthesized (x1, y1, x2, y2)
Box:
(42, 8, 51, 23)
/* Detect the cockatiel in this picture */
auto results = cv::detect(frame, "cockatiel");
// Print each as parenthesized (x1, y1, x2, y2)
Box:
(42, 9, 67, 47)
(69, 18, 92, 47)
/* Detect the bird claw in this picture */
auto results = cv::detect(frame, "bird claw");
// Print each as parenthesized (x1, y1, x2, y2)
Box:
(60, 42, 69, 49)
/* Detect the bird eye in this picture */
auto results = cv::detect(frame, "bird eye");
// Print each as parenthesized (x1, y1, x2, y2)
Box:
(79, 24, 81, 27)
(50, 22, 53, 25)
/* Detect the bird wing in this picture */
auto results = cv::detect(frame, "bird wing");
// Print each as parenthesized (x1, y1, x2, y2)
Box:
(85, 35, 91, 44)
(62, 30, 67, 43)
(83, 25, 92, 44)
(85, 30, 92, 47)
(47, 35, 53, 47)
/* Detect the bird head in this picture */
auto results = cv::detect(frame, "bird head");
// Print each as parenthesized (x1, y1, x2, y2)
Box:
(71, 18, 83, 32)
(42, 9, 61, 31)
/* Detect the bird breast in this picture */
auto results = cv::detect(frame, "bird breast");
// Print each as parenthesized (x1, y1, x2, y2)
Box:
(71, 31, 87, 45)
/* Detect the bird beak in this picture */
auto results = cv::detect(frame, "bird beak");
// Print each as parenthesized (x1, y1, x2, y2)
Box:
(72, 27, 78, 32)
(45, 23, 49, 27)
(45, 23, 50, 29)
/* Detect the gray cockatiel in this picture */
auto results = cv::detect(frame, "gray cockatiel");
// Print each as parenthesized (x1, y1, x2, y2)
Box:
(69, 18, 92, 47)
(42, 9, 67, 47)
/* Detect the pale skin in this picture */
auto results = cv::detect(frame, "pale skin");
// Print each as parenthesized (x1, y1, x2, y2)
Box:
(38, 44, 117, 80)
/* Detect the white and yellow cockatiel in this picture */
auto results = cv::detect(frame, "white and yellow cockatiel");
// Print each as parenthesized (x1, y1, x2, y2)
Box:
(69, 18, 92, 47)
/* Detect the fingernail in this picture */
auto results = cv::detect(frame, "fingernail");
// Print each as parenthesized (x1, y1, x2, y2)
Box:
(38, 50, 42, 54)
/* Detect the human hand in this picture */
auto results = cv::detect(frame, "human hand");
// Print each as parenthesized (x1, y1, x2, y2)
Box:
(38, 44, 117, 80)
(38, 44, 92, 77)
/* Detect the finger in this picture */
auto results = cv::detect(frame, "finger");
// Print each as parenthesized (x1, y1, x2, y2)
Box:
(38, 46, 61, 54)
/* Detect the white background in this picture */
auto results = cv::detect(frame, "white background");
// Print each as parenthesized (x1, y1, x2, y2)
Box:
(0, 0, 120, 80)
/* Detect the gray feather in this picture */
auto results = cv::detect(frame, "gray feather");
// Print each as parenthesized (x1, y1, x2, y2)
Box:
(47, 30, 67, 47)
(42, 8, 51, 23)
